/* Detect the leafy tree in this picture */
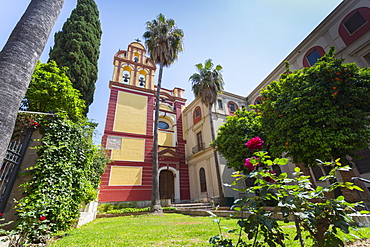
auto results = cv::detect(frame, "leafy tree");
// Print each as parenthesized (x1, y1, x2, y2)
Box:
(143, 13, 184, 213)
(49, 0, 102, 112)
(0, 0, 64, 165)
(23, 60, 86, 122)
(258, 48, 370, 166)
(211, 109, 264, 172)
(14, 116, 107, 245)
(189, 59, 226, 205)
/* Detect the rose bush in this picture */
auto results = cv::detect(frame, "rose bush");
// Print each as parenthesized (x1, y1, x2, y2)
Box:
(210, 137, 366, 247)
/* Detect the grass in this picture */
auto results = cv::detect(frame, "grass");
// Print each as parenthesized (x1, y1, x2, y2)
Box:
(49, 213, 370, 247)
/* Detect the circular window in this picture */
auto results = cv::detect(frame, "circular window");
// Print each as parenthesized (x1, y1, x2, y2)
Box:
(158, 121, 170, 129)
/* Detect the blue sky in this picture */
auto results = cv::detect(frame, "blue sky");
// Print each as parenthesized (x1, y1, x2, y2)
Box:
(0, 0, 343, 143)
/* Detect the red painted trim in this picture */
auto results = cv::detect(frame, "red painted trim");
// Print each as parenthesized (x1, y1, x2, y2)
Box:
(302, 46, 326, 67)
(227, 101, 238, 116)
(254, 96, 262, 105)
(339, 7, 370, 46)
(193, 106, 202, 124)
(104, 130, 153, 139)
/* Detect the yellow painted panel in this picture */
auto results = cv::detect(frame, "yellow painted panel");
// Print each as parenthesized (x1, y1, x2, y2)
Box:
(111, 138, 145, 161)
(158, 132, 173, 146)
(109, 166, 142, 186)
(113, 92, 147, 134)
(159, 103, 172, 111)
(113, 65, 118, 81)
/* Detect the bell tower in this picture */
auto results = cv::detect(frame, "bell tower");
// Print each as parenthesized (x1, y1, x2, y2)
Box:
(111, 42, 156, 90)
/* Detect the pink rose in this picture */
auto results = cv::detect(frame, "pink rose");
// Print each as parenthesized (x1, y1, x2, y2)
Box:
(244, 157, 259, 171)
(245, 137, 264, 151)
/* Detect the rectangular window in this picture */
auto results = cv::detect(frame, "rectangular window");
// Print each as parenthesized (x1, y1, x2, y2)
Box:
(306, 49, 321, 66)
(217, 99, 223, 109)
(196, 132, 203, 150)
(200, 168, 207, 192)
(195, 108, 200, 118)
(344, 11, 367, 34)
(229, 103, 236, 112)
(353, 148, 370, 174)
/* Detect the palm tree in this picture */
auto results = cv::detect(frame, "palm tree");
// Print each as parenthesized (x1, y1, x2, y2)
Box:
(0, 0, 64, 164)
(189, 59, 226, 206)
(143, 13, 184, 213)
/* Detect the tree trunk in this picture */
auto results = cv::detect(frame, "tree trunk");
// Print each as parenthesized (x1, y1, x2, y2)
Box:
(209, 106, 226, 206)
(0, 0, 64, 163)
(151, 63, 163, 214)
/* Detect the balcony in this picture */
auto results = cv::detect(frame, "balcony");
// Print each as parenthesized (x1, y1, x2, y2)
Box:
(192, 143, 205, 154)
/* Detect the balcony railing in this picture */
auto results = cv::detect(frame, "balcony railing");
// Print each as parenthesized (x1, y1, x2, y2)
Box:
(192, 143, 205, 154)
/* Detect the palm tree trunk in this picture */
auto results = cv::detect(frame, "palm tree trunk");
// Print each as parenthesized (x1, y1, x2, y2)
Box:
(0, 0, 64, 164)
(151, 63, 164, 214)
(209, 106, 226, 206)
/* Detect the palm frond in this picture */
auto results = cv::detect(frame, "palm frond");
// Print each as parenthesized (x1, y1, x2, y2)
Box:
(189, 59, 224, 107)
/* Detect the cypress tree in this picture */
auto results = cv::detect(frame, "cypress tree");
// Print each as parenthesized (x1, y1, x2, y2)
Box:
(49, 0, 102, 113)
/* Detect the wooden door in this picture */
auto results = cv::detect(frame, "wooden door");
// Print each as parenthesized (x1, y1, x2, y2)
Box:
(159, 170, 174, 199)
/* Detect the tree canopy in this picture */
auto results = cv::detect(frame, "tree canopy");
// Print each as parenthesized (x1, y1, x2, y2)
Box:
(143, 13, 184, 67)
(49, 0, 102, 112)
(212, 109, 264, 172)
(190, 59, 224, 108)
(258, 48, 370, 165)
(23, 60, 86, 121)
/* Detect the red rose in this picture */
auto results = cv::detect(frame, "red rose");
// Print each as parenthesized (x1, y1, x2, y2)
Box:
(263, 170, 276, 183)
(39, 216, 47, 221)
(245, 137, 264, 151)
(244, 157, 259, 171)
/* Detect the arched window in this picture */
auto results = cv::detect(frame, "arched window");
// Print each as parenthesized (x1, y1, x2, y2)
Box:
(138, 74, 145, 87)
(254, 96, 262, 105)
(227, 101, 238, 115)
(193, 106, 202, 124)
(303, 46, 325, 67)
(199, 168, 207, 192)
(122, 71, 130, 84)
(339, 7, 370, 46)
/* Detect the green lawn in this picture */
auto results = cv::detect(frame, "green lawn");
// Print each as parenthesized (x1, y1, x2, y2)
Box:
(49, 213, 370, 247)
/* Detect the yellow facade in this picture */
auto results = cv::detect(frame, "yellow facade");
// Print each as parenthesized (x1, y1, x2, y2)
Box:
(113, 91, 147, 134)
(111, 137, 145, 161)
(109, 166, 142, 186)
(158, 131, 173, 146)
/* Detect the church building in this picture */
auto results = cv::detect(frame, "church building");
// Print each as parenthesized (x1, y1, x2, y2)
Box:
(98, 42, 190, 204)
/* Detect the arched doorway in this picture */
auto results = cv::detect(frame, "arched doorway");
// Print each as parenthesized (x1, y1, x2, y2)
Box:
(159, 170, 174, 199)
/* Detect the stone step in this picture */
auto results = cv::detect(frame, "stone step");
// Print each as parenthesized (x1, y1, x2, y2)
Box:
(175, 205, 213, 210)
(172, 202, 212, 208)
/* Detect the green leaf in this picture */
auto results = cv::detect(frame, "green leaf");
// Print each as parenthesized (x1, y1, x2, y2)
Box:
(336, 195, 345, 201)
(360, 210, 370, 214)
